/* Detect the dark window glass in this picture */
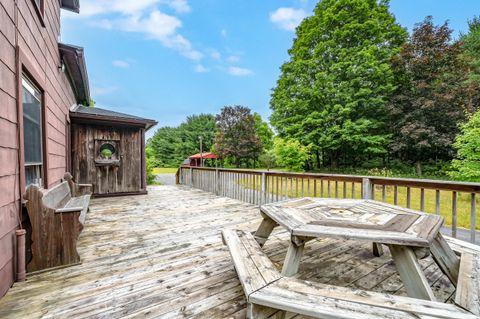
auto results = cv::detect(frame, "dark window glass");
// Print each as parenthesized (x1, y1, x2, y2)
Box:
(22, 77, 43, 186)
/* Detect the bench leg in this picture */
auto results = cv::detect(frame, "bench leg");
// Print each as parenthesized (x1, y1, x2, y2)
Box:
(281, 239, 305, 277)
(254, 216, 277, 247)
(430, 232, 460, 286)
(388, 244, 436, 301)
(246, 303, 272, 319)
(372, 243, 384, 257)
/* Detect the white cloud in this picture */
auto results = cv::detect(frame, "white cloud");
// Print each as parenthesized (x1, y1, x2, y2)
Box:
(270, 7, 306, 31)
(194, 64, 210, 73)
(92, 86, 117, 96)
(66, 0, 201, 61)
(165, 0, 191, 13)
(112, 60, 130, 68)
(226, 55, 240, 63)
(228, 66, 253, 77)
(207, 49, 221, 60)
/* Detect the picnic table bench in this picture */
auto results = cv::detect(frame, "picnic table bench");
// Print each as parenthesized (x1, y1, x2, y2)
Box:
(255, 198, 459, 301)
(24, 173, 92, 272)
(222, 229, 479, 319)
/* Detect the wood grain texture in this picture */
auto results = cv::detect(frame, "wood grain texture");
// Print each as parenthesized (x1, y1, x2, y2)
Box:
(23, 182, 88, 272)
(71, 124, 145, 195)
(0, 0, 77, 295)
(0, 186, 473, 318)
(455, 252, 480, 315)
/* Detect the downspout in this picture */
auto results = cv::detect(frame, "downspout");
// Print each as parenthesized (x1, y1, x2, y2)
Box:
(14, 0, 26, 282)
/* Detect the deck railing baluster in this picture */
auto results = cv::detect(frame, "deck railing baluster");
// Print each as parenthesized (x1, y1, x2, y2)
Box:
(420, 188, 425, 211)
(335, 181, 339, 199)
(452, 191, 457, 238)
(471, 193, 476, 243)
(328, 180, 331, 198)
(351, 182, 355, 199)
(382, 185, 386, 202)
(394, 186, 398, 205)
(435, 190, 440, 216)
(406, 187, 411, 208)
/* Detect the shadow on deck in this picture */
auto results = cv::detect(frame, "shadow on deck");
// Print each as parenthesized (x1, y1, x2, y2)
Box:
(0, 185, 455, 318)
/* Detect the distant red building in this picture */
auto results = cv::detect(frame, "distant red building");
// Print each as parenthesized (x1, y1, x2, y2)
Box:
(187, 153, 219, 167)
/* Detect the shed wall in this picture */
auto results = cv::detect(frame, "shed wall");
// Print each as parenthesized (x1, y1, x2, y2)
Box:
(71, 124, 145, 195)
(0, 0, 76, 296)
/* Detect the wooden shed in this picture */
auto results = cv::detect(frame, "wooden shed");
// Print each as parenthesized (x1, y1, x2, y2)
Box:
(70, 106, 157, 197)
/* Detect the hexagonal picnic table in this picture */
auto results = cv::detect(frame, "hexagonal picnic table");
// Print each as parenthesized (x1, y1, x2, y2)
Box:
(254, 198, 460, 301)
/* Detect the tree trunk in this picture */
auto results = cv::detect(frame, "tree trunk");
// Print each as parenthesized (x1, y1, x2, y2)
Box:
(415, 161, 422, 176)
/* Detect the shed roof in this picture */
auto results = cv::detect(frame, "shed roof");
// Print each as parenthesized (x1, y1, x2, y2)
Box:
(70, 105, 158, 130)
(189, 153, 219, 159)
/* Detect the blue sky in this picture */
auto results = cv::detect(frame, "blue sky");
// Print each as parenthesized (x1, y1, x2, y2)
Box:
(61, 0, 479, 137)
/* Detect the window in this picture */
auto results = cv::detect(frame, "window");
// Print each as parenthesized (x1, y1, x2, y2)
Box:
(22, 77, 44, 187)
(31, 0, 45, 26)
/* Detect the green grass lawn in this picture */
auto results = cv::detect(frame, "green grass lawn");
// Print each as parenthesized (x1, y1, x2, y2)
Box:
(239, 177, 479, 230)
(152, 167, 178, 174)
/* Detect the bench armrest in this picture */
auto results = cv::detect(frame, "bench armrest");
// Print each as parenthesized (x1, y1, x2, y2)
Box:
(55, 207, 83, 213)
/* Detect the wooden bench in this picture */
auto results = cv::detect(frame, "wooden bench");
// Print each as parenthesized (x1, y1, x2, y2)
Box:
(222, 229, 479, 319)
(445, 236, 480, 316)
(24, 174, 92, 272)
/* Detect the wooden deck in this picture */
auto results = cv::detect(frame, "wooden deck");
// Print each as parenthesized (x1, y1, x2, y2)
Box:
(0, 185, 456, 318)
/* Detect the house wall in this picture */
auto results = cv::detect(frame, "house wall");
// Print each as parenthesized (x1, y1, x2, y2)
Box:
(71, 123, 146, 196)
(0, 0, 77, 296)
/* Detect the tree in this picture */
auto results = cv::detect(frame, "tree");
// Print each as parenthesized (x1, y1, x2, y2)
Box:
(145, 146, 157, 184)
(387, 17, 470, 176)
(148, 126, 183, 167)
(215, 106, 262, 167)
(147, 114, 216, 167)
(273, 138, 310, 172)
(253, 113, 274, 150)
(177, 114, 216, 160)
(449, 111, 480, 181)
(460, 16, 480, 113)
(270, 0, 407, 168)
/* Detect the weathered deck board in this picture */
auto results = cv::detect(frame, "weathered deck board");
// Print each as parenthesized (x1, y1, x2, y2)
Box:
(0, 185, 456, 318)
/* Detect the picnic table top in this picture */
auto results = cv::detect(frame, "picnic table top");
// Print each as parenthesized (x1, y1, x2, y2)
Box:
(260, 198, 444, 247)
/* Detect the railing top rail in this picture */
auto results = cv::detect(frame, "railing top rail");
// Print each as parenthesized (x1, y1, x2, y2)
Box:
(180, 166, 480, 193)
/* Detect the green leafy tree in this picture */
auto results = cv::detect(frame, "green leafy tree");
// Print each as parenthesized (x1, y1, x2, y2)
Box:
(176, 114, 216, 159)
(259, 150, 276, 170)
(215, 106, 262, 167)
(148, 127, 183, 167)
(253, 113, 274, 150)
(388, 17, 470, 176)
(274, 138, 310, 172)
(460, 16, 480, 113)
(145, 147, 157, 184)
(449, 111, 480, 181)
(147, 114, 216, 167)
(270, 0, 407, 168)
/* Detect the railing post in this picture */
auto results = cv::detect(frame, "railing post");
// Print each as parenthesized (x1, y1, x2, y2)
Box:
(260, 172, 266, 206)
(215, 169, 220, 195)
(189, 167, 193, 187)
(362, 178, 372, 200)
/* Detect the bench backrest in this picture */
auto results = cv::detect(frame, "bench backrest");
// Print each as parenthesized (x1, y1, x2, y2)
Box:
(42, 181, 72, 209)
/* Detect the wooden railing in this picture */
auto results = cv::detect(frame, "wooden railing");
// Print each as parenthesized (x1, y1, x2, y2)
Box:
(177, 166, 480, 243)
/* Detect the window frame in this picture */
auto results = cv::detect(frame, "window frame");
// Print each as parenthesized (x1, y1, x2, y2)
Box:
(21, 76, 44, 187)
(17, 47, 49, 191)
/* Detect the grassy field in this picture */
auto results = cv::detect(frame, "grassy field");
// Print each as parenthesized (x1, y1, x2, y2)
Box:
(152, 167, 178, 174)
(239, 177, 479, 230)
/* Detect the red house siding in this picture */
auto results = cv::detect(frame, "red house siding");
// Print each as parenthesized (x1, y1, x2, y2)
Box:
(0, 0, 77, 296)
